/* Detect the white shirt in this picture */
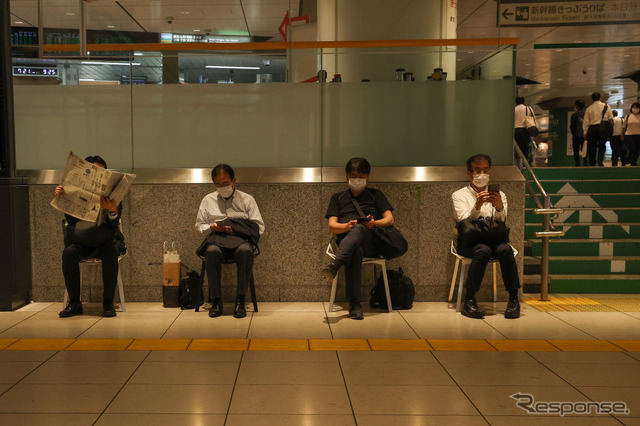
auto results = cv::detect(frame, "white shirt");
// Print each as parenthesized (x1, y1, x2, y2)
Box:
(583, 101, 613, 135)
(452, 184, 508, 223)
(195, 189, 265, 235)
(514, 104, 527, 128)
(612, 116, 623, 136)
(625, 113, 640, 136)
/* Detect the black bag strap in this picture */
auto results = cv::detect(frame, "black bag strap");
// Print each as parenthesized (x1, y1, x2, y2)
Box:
(601, 104, 608, 120)
(349, 193, 367, 218)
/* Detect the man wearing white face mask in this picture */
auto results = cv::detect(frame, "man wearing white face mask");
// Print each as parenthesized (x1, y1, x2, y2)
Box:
(195, 164, 264, 318)
(323, 157, 395, 319)
(451, 154, 520, 319)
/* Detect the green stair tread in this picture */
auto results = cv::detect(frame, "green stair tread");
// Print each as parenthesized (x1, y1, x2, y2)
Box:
(549, 274, 640, 279)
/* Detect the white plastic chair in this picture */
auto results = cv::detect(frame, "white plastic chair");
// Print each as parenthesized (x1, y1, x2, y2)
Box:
(62, 253, 127, 312)
(325, 239, 392, 312)
(448, 240, 518, 312)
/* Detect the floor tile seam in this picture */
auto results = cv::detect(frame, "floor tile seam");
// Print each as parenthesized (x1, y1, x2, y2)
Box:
(523, 349, 608, 403)
(479, 317, 509, 339)
(334, 350, 361, 425)
(93, 350, 152, 425)
(223, 351, 246, 425)
(431, 347, 489, 424)
(545, 312, 602, 339)
(395, 309, 424, 339)
(323, 303, 336, 340)
(0, 349, 60, 401)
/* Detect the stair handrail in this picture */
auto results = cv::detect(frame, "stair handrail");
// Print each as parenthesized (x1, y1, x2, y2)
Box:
(514, 142, 565, 302)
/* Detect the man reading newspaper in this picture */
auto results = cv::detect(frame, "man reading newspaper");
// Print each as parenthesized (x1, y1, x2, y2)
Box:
(52, 153, 135, 318)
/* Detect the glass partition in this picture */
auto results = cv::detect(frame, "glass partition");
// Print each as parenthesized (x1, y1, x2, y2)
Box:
(11, 41, 516, 170)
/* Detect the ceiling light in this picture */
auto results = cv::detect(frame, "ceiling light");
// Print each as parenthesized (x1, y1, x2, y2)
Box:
(133, 52, 143, 56)
(557, 78, 563, 81)
(206, 65, 260, 70)
(555, 49, 563, 52)
(193, 29, 200, 32)
(66, 12, 75, 16)
(81, 61, 141, 66)
(79, 78, 95, 81)
(107, 25, 115, 28)
(14, 21, 23, 24)
(181, 11, 190, 15)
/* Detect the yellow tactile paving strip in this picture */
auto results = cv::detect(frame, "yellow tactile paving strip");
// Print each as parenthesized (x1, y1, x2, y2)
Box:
(488, 339, 559, 352)
(549, 340, 624, 352)
(523, 296, 638, 312)
(309, 339, 370, 351)
(66, 339, 132, 351)
(3, 338, 640, 352)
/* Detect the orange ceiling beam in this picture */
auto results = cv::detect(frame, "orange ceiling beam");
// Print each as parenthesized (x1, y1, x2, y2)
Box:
(42, 38, 520, 53)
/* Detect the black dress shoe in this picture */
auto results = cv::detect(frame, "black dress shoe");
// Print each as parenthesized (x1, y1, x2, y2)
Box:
(461, 299, 484, 319)
(102, 302, 116, 318)
(505, 299, 521, 319)
(349, 302, 364, 320)
(322, 263, 339, 282)
(234, 298, 247, 319)
(59, 301, 83, 318)
(209, 300, 223, 318)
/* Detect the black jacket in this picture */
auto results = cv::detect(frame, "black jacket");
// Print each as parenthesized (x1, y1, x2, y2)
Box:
(197, 218, 261, 254)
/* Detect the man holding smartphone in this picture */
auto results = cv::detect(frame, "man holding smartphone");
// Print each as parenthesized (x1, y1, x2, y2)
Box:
(451, 154, 520, 319)
(322, 157, 395, 319)
(195, 164, 264, 318)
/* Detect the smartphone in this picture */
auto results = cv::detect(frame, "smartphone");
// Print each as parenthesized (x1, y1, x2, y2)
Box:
(215, 219, 227, 226)
(357, 217, 370, 223)
(488, 183, 500, 194)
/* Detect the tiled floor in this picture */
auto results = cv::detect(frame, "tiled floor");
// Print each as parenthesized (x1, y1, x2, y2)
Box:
(0, 298, 638, 424)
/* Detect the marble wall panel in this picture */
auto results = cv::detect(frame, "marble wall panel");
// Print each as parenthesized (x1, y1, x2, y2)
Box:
(28, 179, 525, 303)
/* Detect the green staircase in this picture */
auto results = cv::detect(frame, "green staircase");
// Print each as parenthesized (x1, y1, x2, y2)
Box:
(523, 167, 640, 293)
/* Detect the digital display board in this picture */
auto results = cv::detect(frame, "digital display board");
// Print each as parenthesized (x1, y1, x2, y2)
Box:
(12, 66, 58, 77)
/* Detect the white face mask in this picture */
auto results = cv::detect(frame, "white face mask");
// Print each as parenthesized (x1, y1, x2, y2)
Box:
(633, 108, 640, 114)
(216, 185, 234, 198)
(473, 173, 490, 188)
(348, 178, 367, 192)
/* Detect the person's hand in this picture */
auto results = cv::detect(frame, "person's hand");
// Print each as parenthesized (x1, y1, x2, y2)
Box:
(488, 192, 504, 211)
(210, 222, 226, 233)
(346, 220, 357, 231)
(474, 191, 490, 210)
(100, 195, 118, 213)
(54, 185, 64, 196)
(222, 226, 234, 235)
(364, 214, 375, 229)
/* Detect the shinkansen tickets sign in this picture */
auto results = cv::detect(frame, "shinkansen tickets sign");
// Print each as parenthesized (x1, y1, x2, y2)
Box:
(498, 0, 640, 26)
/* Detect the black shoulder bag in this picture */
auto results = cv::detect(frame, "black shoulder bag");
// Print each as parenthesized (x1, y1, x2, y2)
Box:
(350, 193, 408, 260)
(456, 215, 510, 248)
(599, 104, 614, 140)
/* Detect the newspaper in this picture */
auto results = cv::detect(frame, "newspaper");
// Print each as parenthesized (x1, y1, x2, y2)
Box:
(50, 152, 136, 223)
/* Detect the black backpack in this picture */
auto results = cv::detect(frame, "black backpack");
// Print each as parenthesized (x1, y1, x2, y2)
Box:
(179, 270, 204, 312)
(370, 267, 415, 310)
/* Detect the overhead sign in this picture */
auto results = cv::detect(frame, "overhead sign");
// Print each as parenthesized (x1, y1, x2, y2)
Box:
(498, 0, 640, 27)
(160, 33, 251, 44)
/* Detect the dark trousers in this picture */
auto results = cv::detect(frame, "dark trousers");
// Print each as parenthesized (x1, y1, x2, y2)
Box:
(626, 135, 640, 166)
(572, 135, 587, 166)
(62, 243, 119, 303)
(586, 125, 607, 166)
(335, 224, 377, 302)
(514, 128, 531, 160)
(610, 135, 625, 166)
(205, 242, 253, 299)
(457, 242, 520, 293)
